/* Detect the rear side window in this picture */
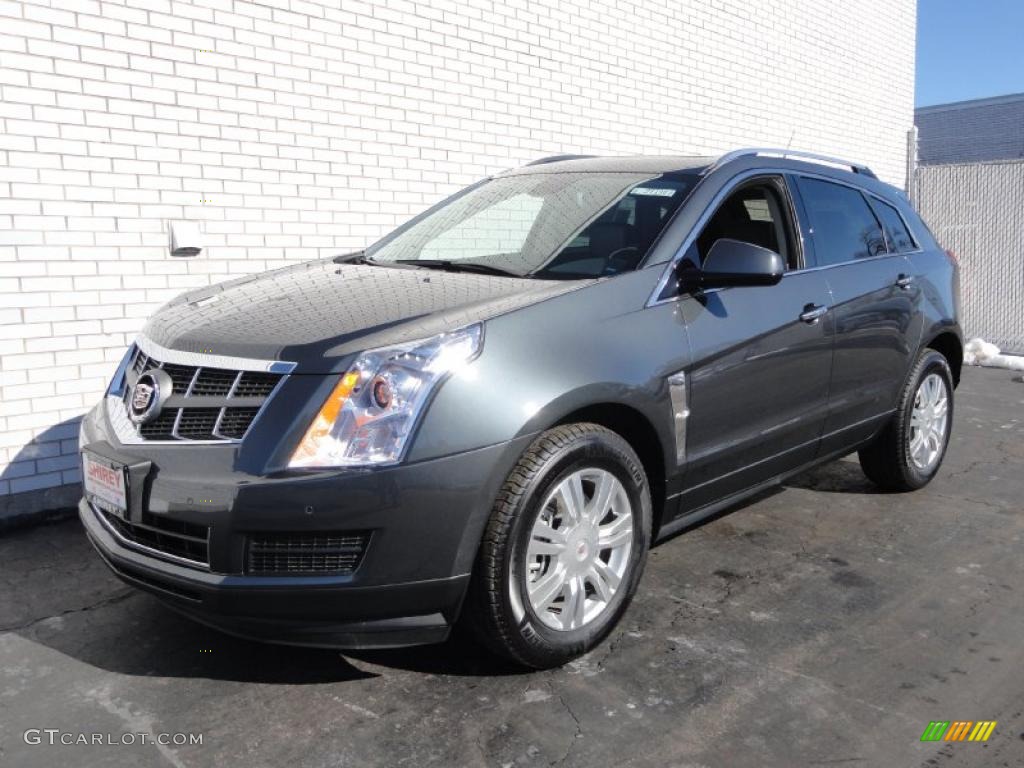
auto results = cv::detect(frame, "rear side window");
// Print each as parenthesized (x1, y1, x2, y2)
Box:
(871, 197, 918, 253)
(796, 177, 886, 266)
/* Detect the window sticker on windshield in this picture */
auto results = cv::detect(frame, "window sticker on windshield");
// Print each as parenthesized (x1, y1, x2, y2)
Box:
(631, 187, 676, 197)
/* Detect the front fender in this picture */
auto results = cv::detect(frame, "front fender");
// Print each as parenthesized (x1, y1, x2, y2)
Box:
(406, 267, 687, 466)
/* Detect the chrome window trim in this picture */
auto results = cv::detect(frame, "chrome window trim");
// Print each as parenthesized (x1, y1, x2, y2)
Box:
(647, 167, 920, 308)
(781, 251, 899, 274)
(90, 500, 211, 571)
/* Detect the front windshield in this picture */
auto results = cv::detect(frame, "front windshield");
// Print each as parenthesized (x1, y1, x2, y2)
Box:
(365, 170, 698, 279)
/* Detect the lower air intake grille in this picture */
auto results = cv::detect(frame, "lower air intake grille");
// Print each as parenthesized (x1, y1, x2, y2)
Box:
(98, 507, 210, 568)
(246, 532, 371, 575)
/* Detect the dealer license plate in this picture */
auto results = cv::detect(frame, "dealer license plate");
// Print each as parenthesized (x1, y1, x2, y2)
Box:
(82, 452, 128, 519)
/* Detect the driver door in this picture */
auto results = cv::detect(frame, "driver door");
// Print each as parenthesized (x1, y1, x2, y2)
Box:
(674, 176, 834, 512)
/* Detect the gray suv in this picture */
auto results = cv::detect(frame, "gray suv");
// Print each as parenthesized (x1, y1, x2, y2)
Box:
(79, 149, 961, 668)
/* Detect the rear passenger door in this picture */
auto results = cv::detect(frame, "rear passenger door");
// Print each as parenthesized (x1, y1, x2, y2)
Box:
(793, 176, 916, 455)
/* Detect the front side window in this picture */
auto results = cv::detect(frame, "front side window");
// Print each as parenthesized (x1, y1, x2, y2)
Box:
(690, 177, 799, 269)
(796, 177, 886, 266)
(871, 197, 918, 253)
(366, 171, 698, 279)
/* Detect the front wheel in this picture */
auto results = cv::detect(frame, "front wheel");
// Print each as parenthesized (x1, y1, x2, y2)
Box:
(466, 423, 652, 669)
(859, 349, 954, 491)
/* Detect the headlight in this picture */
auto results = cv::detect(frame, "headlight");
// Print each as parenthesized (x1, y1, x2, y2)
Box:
(288, 324, 482, 468)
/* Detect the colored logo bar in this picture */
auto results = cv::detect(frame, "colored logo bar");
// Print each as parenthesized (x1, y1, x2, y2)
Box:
(920, 721, 997, 742)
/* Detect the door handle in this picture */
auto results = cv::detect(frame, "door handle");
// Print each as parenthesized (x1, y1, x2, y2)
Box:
(896, 273, 914, 289)
(799, 303, 828, 324)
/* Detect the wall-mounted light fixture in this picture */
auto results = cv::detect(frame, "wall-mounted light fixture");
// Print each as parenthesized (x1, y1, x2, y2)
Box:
(168, 221, 203, 257)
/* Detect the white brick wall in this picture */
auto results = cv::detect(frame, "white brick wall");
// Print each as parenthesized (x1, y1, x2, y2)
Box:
(0, 0, 916, 503)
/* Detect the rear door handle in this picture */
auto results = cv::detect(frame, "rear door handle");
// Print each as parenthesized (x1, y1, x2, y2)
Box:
(799, 303, 828, 324)
(896, 273, 914, 289)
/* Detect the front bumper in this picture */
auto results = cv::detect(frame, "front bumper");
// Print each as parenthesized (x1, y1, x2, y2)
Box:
(81, 498, 470, 647)
(79, 401, 533, 648)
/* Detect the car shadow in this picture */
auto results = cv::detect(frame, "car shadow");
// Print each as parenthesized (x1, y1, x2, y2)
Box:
(19, 589, 528, 683)
(347, 630, 531, 677)
(652, 485, 785, 546)
(652, 458, 884, 547)
(17, 591, 377, 684)
(783, 458, 883, 494)
(4, 519, 527, 683)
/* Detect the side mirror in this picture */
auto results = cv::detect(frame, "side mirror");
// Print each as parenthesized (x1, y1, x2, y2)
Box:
(695, 238, 785, 288)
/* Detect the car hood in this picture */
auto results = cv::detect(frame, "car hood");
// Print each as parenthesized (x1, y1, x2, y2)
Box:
(141, 259, 587, 371)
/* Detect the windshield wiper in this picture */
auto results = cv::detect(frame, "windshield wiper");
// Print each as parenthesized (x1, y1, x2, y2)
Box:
(392, 259, 525, 278)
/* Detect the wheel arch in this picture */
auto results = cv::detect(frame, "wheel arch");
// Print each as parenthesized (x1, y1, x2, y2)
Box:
(924, 330, 963, 387)
(551, 402, 669, 538)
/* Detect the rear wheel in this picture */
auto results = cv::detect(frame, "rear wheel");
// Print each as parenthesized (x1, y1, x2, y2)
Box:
(858, 349, 954, 491)
(466, 423, 651, 669)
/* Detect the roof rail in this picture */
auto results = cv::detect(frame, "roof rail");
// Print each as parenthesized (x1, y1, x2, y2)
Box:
(707, 148, 877, 179)
(525, 154, 598, 166)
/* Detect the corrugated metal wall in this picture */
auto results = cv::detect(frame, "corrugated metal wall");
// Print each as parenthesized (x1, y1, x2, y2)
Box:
(915, 160, 1024, 353)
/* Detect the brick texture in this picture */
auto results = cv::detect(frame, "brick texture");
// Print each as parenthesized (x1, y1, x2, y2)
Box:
(0, 0, 916, 502)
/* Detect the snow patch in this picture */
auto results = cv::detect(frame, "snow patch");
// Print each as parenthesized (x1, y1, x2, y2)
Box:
(964, 338, 1024, 372)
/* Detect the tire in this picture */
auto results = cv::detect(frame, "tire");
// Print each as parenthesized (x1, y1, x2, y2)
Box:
(466, 423, 652, 669)
(858, 349, 954, 491)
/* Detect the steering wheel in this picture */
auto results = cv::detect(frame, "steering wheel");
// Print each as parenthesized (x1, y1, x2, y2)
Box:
(603, 246, 642, 275)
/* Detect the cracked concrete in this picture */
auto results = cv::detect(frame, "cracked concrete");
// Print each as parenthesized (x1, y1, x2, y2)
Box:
(0, 367, 1022, 767)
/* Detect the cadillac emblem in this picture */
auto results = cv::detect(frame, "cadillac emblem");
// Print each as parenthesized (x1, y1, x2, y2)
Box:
(128, 368, 173, 425)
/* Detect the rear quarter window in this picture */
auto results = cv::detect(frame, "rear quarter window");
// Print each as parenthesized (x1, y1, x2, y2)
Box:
(871, 197, 919, 253)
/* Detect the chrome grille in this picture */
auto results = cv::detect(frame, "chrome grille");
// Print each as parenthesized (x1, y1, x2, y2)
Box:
(191, 368, 237, 396)
(233, 371, 281, 398)
(217, 407, 260, 439)
(175, 408, 221, 440)
(138, 409, 178, 439)
(132, 351, 149, 374)
(112, 340, 292, 444)
(161, 362, 199, 391)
